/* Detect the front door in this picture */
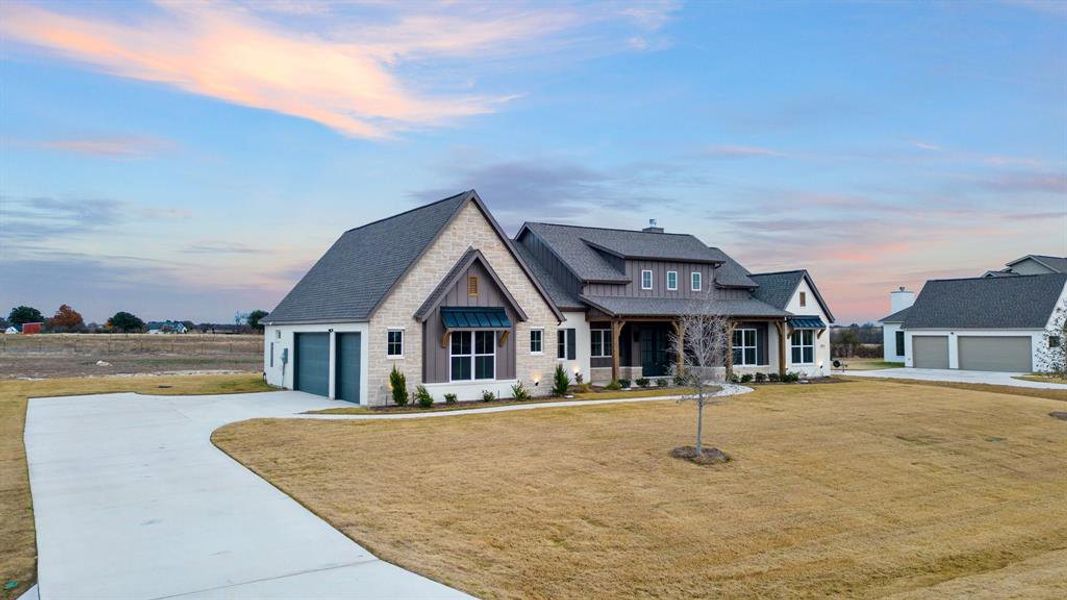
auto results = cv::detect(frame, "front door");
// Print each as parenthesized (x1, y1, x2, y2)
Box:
(640, 326, 670, 377)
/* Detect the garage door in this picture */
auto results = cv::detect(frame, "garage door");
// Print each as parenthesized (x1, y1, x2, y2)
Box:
(334, 332, 361, 403)
(958, 336, 1032, 372)
(294, 333, 329, 397)
(913, 335, 949, 369)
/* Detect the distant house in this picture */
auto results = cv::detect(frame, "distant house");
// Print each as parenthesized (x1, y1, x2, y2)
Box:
(4, 326, 17, 335)
(263, 190, 834, 405)
(880, 257, 1066, 372)
(146, 320, 188, 334)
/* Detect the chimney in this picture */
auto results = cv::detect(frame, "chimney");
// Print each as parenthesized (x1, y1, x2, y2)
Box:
(890, 286, 915, 313)
(642, 218, 664, 234)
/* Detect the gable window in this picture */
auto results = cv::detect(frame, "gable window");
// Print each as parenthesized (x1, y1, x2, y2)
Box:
(557, 328, 576, 360)
(732, 328, 758, 366)
(895, 330, 905, 356)
(641, 270, 653, 290)
(691, 271, 702, 291)
(800, 291, 807, 307)
(467, 276, 478, 296)
(591, 329, 613, 358)
(667, 271, 678, 291)
(791, 330, 815, 364)
(530, 329, 543, 354)
(450, 331, 495, 381)
(387, 330, 403, 357)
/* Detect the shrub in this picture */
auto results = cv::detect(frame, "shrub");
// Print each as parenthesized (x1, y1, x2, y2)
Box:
(656, 378, 669, 387)
(574, 383, 593, 393)
(481, 389, 496, 402)
(574, 371, 584, 384)
(673, 375, 687, 386)
(740, 373, 753, 383)
(511, 381, 531, 400)
(783, 371, 800, 383)
(552, 364, 571, 396)
(605, 380, 622, 391)
(444, 393, 458, 404)
(414, 385, 433, 408)
(768, 372, 781, 382)
(389, 365, 408, 406)
(636, 377, 650, 388)
(728, 372, 740, 384)
(754, 372, 767, 383)
(619, 378, 631, 388)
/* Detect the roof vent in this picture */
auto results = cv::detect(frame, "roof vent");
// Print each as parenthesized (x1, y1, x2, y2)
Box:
(642, 218, 664, 234)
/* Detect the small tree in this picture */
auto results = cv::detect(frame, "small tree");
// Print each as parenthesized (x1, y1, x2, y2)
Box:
(247, 310, 269, 332)
(49, 304, 85, 332)
(551, 364, 571, 396)
(389, 365, 408, 406)
(8, 305, 43, 327)
(109, 311, 145, 333)
(669, 297, 731, 463)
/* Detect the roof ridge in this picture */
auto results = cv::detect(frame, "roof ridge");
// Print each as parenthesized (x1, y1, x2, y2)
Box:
(344, 190, 472, 234)
(750, 269, 807, 277)
(928, 272, 1066, 283)
(524, 221, 699, 238)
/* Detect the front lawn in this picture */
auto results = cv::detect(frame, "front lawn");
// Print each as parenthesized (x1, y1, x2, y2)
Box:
(0, 374, 270, 599)
(213, 381, 1067, 599)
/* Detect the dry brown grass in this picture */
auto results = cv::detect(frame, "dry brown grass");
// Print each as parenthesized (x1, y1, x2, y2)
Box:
(215, 380, 1067, 599)
(840, 375, 1067, 403)
(0, 374, 270, 599)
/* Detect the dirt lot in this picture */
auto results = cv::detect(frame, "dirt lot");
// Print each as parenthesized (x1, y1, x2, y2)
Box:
(216, 380, 1067, 599)
(0, 334, 262, 379)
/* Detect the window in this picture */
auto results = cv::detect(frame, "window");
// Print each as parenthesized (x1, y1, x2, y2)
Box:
(895, 330, 905, 356)
(691, 271, 702, 291)
(269, 342, 274, 367)
(450, 331, 495, 381)
(467, 276, 478, 296)
(275, 330, 281, 340)
(557, 328, 576, 360)
(799, 291, 807, 307)
(641, 270, 653, 290)
(732, 328, 758, 366)
(1051, 336, 1062, 349)
(530, 329, 543, 354)
(387, 330, 403, 357)
(667, 271, 678, 291)
(791, 330, 815, 364)
(591, 329, 613, 358)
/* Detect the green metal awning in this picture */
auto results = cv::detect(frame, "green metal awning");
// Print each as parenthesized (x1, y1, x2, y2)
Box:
(441, 307, 512, 329)
(789, 315, 826, 329)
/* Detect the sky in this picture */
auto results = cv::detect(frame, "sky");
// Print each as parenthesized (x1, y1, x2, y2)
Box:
(0, 0, 1064, 325)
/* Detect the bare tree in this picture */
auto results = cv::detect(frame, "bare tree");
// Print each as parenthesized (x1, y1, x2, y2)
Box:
(669, 297, 731, 460)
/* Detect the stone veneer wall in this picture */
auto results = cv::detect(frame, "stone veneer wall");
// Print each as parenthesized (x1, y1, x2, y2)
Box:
(367, 201, 562, 405)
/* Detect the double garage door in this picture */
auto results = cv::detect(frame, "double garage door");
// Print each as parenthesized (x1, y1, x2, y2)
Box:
(294, 332, 361, 402)
(912, 335, 1032, 372)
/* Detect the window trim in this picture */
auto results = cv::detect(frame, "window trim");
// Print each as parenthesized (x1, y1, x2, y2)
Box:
(590, 328, 613, 358)
(386, 329, 404, 358)
(530, 328, 544, 355)
(449, 330, 496, 382)
(790, 329, 815, 365)
(556, 328, 576, 360)
(640, 269, 653, 290)
(666, 270, 678, 291)
(691, 271, 702, 291)
(732, 327, 758, 366)
(799, 291, 807, 307)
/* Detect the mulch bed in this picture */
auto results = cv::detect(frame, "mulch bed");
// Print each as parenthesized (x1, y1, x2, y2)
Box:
(671, 445, 730, 465)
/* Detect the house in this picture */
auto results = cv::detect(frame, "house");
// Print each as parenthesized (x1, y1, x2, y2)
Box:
(879, 287, 917, 362)
(4, 326, 17, 335)
(262, 191, 835, 405)
(879, 272, 1067, 372)
(983, 254, 1067, 278)
(146, 320, 188, 334)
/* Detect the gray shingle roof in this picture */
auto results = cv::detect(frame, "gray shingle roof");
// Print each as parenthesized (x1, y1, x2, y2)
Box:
(749, 269, 836, 322)
(266, 191, 472, 324)
(879, 307, 911, 323)
(580, 295, 789, 318)
(512, 243, 585, 310)
(903, 273, 1066, 329)
(1018, 255, 1067, 273)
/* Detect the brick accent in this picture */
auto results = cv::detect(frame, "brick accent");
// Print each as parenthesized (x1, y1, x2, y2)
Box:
(367, 201, 561, 405)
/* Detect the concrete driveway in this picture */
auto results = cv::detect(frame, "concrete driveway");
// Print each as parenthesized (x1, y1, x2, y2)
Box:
(24, 390, 471, 600)
(844, 367, 1067, 389)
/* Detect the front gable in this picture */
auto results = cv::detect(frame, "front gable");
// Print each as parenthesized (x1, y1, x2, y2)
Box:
(415, 248, 528, 323)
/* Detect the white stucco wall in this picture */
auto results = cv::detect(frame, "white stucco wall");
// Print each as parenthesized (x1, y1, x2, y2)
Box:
(882, 323, 905, 362)
(557, 311, 592, 384)
(263, 323, 370, 401)
(783, 277, 831, 377)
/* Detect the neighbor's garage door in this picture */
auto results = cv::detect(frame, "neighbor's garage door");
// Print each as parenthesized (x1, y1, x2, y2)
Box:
(294, 332, 330, 397)
(913, 335, 949, 369)
(958, 336, 1032, 372)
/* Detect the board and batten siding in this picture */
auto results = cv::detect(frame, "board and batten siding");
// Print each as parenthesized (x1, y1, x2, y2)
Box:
(422, 260, 518, 383)
(516, 232, 584, 304)
(583, 260, 747, 299)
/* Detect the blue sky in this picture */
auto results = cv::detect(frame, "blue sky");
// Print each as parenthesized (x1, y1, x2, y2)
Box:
(1, 0, 1064, 324)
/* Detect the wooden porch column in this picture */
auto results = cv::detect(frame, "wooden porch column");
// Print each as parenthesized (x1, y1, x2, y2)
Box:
(672, 320, 685, 375)
(775, 321, 787, 377)
(725, 321, 736, 377)
(611, 319, 623, 382)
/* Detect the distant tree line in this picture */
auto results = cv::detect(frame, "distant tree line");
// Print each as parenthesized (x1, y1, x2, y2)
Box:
(830, 322, 883, 358)
(4, 305, 269, 334)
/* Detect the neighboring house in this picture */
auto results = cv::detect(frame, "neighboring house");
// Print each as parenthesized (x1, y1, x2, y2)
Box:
(263, 191, 835, 405)
(4, 326, 17, 335)
(983, 254, 1067, 278)
(146, 320, 188, 334)
(879, 287, 916, 362)
(879, 272, 1067, 373)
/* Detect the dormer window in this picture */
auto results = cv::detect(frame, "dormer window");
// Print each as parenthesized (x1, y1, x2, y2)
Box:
(641, 270, 653, 290)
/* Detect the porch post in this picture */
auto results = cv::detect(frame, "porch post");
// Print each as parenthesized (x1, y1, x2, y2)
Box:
(672, 320, 684, 375)
(775, 321, 787, 377)
(725, 320, 736, 377)
(611, 319, 623, 382)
